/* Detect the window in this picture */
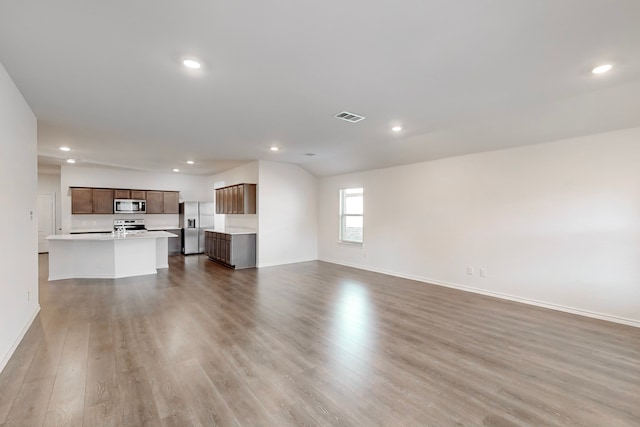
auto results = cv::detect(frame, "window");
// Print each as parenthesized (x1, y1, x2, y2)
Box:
(340, 188, 363, 244)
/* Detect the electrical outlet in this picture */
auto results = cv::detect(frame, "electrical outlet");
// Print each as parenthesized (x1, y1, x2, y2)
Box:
(480, 268, 487, 277)
(363, 252, 368, 259)
(27, 291, 30, 301)
(467, 266, 474, 275)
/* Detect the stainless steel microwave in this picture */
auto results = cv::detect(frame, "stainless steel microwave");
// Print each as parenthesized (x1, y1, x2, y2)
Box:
(114, 199, 146, 214)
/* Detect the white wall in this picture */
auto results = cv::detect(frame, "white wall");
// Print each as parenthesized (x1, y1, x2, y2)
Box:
(0, 61, 39, 373)
(60, 166, 212, 232)
(38, 172, 62, 233)
(209, 161, 259, 231)
(208, 160, 318, 267)
(318, 127, 640, 326)
(258, 160, 318, 267)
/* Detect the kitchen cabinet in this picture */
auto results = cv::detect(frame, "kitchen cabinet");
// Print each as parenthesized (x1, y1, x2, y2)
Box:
(114, 189, 130, 199)
(223, 188, 230, 214)
(71, 188, 93, 214)
(236, 184, 244, 213)
(113, 189, 148, 200)
(238, 184, 256, 213)
(215, 187, 224, 214)
(215, 183, 256, 214)
(215, 191, 221, 213)
(231, 186, 239, 214)
(93, 189, 114, 214)
(71, 188, 113, 214)
(131, 190, 146, 200)
(71, 187, 179, 214)
(146, 191, 164, 214)
(208, 232, 214, 258)
(147, 191, 179, 214)
(163, 191, 179, 214)
(204, 231, 256, 269)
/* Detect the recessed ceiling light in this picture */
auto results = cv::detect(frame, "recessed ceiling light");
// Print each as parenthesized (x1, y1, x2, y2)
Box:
(183, 59, 201, 69)
(173, 168, 180, 172)
(66, 159, 76, 164)
(60, 146, 71, 152)
(392, 126, 403, 132)
(592, 64, 612, 74)
(186, 160, 195, 165)
(270, 146, 279, 152)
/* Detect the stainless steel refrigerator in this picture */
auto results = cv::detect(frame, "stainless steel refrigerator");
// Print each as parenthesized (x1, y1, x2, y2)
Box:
(179, 202, 215, 254)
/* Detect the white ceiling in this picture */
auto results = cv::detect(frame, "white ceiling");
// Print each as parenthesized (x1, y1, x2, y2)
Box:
(1, 0, 640, 177)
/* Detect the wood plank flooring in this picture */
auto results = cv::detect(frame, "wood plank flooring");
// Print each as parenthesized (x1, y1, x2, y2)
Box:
(0, 254, 638, 426)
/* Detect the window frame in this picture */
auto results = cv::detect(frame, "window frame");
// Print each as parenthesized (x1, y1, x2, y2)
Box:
(339, 187, 364, 245)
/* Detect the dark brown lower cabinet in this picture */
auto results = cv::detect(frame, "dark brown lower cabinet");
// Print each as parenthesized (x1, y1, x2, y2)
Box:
(204, 231, 256, 269)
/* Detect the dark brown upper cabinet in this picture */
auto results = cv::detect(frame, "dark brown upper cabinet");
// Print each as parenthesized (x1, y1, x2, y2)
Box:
(145, 191, 164, 214)
(70, 187, 179, 214)
(71, 188, 113, 214)
(163, 192, 179, 214)
(114, 189, 130, 199)
(92, 189, 114, 214)
(71, 188, 93, 214)
(131, 190, 146, 200)
(215, 184, 256, 214)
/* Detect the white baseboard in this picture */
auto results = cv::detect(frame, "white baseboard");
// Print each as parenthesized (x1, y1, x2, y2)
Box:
(0, 304, 41, 374)
(319, 258, 640, 328)
(258, 257, 318, 269)
(49, 270, 158, 281)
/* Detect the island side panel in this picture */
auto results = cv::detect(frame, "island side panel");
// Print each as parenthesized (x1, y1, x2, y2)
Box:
(48, 239, 116, 280)
(113, 239, 157, 278)
(155, 237, 169, 269)
(230, 234, 256, 269)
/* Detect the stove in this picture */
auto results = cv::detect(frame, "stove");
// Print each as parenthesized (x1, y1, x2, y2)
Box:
(114, 219, 147, 233)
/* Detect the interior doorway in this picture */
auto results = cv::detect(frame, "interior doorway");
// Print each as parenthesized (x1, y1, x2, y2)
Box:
(37, 194, 55, 253)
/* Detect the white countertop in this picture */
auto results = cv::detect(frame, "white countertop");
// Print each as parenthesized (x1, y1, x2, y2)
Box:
(70, 226, 180, 233)
(203, 228, 257, 235)
(48, 231, 177, 241)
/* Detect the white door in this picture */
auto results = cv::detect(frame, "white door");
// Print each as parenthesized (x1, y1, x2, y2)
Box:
(37, 194, 55, 253)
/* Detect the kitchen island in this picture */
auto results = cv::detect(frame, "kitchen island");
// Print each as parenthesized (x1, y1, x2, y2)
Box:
(47, 231, 177, 280)
(203, 228, 256, 269)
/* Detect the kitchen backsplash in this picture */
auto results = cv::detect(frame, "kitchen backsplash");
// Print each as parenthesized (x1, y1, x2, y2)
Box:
(70, 214, 179, 231)
(219, 214, 257, 231)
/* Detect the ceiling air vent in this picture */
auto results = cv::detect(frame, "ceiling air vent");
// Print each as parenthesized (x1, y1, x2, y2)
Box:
(334, 111, 365, 123)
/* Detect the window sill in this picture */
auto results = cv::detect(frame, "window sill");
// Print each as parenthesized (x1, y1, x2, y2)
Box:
(338, 241, 363, 247)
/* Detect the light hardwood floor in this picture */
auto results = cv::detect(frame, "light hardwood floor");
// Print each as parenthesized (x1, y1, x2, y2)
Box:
(0, 254, 638, 426)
